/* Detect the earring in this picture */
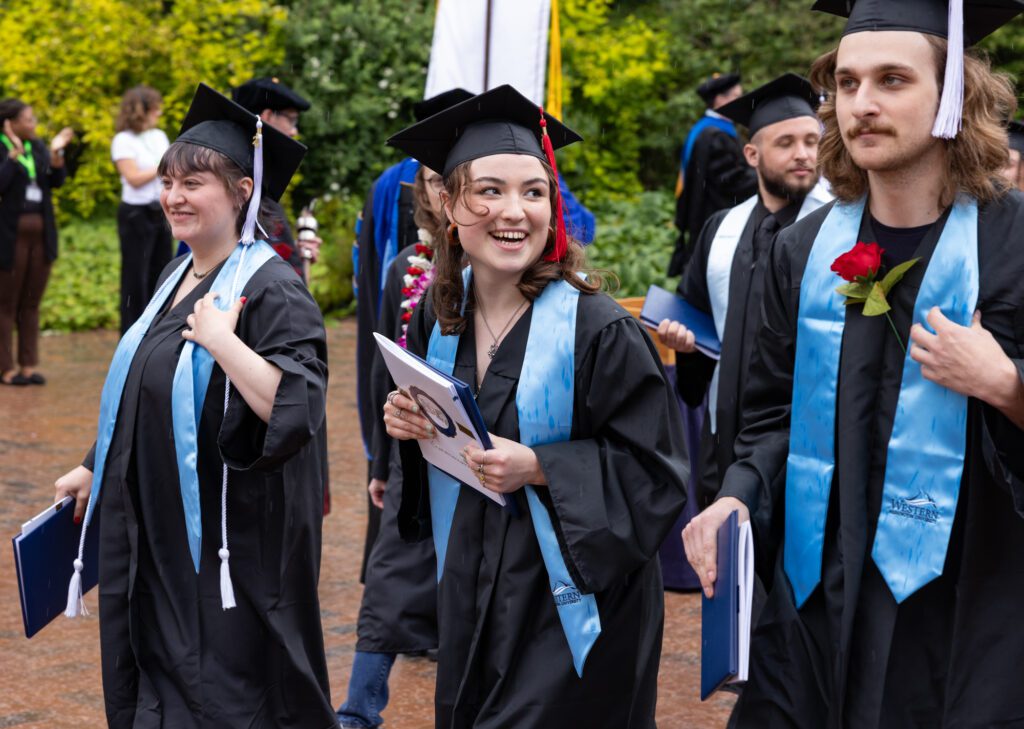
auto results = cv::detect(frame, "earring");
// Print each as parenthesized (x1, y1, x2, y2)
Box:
(447, 223, 459, 241)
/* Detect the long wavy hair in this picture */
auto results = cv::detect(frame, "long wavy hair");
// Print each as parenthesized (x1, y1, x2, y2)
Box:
(810, 36, 1016, 206)
(115, 85, 162, 134)
(432, 157, 600, 335)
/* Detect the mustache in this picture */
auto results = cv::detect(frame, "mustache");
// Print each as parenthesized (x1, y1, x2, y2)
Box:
(848, 122, 897, 138)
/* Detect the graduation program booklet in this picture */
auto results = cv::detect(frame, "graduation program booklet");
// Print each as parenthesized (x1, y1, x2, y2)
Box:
(700, 509, 754, 700)
(374, 332, 505, 507)
(12, 495, 100, 638)
(639, 284, 721, 360)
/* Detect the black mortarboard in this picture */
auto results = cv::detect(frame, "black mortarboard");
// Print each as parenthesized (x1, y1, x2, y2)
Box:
(386, 84, 581, 178)
(413, 88, 474, 122)
(232, 76, 311, 113)
(812, 0, 1022, 44)
(1008, 120, 1024, 153)
(177, 83, 306, 203)
(813, 0, 1024, 137)
(718, 73, 820, 137)
(696, 72, 742, 105)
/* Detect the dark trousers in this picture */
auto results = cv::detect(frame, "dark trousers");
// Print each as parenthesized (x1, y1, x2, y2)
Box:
(0, 213, 50, 372)
(118, 202, 171, 334)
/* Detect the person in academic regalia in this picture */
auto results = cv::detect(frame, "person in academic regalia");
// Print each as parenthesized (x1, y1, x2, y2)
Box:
(54, 83, 336, 728)
(1000, 119, 1024, 190)
(335, 159, 449, 729)
(382, 85, 689, 729)
(668, 72, 760, 276)
(353, 88, 473, 580)
(682, 2, 1024, 727)
(658, 74, 832, 511)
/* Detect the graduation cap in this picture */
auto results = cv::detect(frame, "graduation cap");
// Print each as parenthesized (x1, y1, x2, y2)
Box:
(387, 84, 582, 261)
(177, 83, 307, 242)
(232, 76, 311, 113)
(717, 73, 820, 137)
(697, 72, 742, 105)
(413, 88, 474, 122)
(813, 0, 1024, 138)
(1008, 120, 1024, 154)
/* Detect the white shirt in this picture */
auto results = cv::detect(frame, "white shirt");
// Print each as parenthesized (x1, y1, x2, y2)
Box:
(111, 128, 169, 205)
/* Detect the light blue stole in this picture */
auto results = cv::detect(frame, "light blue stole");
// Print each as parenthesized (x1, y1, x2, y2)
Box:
(785, 197, 978, 607)
(425, 272, 602, 677)
(71, 240, 275, 582)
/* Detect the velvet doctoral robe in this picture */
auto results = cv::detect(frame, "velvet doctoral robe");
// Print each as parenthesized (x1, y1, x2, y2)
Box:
(722, 192, 1024, 728)
(88, 254, 335, 729)
(398, 287, 690, 729)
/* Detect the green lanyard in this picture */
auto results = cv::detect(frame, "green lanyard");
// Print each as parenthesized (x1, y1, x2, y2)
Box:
(0, 135, 36, 181)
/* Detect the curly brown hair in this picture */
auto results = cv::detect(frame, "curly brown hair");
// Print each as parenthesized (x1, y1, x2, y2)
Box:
(431, 158, 600, 335)
(115, 85, 163, 134)
(810, 36, 1016, 207)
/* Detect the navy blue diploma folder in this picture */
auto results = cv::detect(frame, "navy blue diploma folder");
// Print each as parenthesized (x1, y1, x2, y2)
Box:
(12, 497, 99, 638)
(639, 284, 721, 359)
(700, 509, 753, 700)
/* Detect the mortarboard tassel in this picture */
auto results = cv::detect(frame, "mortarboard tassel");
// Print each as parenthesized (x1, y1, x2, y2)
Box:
(932, 0, 964, 139)
(240, 118, 264, 245)
(538, 107, 568, 263)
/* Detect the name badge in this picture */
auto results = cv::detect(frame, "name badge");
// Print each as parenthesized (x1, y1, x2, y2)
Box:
(25, 183, 42, 203)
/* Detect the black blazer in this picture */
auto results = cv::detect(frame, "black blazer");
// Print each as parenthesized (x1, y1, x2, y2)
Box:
(0, 140, 66, 271)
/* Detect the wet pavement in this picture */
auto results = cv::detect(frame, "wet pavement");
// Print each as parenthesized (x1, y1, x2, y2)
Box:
(0, 320, 735, 728)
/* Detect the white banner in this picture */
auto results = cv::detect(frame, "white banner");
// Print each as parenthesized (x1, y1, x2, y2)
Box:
(425, 0, 551, 105)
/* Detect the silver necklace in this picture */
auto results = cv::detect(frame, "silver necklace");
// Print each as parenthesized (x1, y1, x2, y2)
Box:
(476, 294, 528, 359)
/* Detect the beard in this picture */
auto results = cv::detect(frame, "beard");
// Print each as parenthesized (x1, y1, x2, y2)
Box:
(758, 159, 818, 203)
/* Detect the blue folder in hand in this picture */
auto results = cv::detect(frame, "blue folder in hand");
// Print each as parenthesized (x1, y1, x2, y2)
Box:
(639, 284, 721, 359)
(12, 496, 99, 638)
(700, 509, 754, 700)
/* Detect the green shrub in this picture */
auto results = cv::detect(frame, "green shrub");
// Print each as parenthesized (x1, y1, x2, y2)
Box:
(306, 194, 362, 317)
(0, 0, 287, 219)
(586, 190, 678, 299)
(41, 217, 120, 332)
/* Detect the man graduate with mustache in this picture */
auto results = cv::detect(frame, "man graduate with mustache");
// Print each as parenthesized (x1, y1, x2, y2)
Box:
(683, 1, 1024, 727)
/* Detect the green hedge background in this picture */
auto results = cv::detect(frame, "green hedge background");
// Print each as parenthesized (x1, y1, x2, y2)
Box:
(2, 0, 1020, 329)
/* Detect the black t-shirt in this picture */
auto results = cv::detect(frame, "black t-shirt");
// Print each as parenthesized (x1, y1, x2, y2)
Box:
(870, 215, 933, 269)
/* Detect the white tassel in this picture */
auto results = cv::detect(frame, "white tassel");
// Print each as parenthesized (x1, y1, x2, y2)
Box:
(64, 558, 89, 618)
(240, 118, 264, 244)
(932, 0, 965, 139)
(219, 547, 236, 610)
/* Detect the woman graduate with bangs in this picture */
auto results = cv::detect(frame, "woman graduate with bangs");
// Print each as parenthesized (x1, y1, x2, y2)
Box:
(53, 84, 335, 728)
(383, 85, 689, 729)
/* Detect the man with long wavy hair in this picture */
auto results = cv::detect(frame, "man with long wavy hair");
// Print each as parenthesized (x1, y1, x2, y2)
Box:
(682, 1, 1024, 726)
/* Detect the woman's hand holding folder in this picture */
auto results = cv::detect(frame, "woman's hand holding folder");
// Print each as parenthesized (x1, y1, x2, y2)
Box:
(54, 465, 92, 524)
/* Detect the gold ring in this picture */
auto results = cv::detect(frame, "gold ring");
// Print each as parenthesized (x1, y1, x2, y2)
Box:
(477, 463, 484, 475)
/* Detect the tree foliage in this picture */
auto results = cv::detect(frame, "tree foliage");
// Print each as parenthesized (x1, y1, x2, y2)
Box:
(0, 0, 287, 218)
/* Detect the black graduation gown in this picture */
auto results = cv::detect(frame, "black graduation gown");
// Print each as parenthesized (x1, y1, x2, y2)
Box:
(354, 179, 419, 580)
(398, 288, 690, 729)
(668, 127, 758, 277)
(722, 192, 1024, 728)
(355, 244, 438, 653)
(676, 199, 799, 512)
(87, 254, 336, 729)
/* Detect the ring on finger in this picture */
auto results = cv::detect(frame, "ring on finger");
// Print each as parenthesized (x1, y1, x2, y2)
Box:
(395, 406, 406, 420)
(387, 391, 399, 406)
(477, 463, 484, 475)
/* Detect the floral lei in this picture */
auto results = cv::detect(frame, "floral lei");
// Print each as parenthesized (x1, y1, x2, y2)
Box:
(397, 228, 436, 348)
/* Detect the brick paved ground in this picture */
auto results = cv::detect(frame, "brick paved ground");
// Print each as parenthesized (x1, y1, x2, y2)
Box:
(0, 321, 735, 728)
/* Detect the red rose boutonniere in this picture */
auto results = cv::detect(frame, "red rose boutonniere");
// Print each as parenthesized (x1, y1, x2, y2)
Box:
(831, 241, 919, 352)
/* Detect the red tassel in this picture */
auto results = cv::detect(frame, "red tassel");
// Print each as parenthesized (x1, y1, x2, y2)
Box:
(538, 107, 568, 263)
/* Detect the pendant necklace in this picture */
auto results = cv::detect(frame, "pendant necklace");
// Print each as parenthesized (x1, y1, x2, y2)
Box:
(476, 294, 528, 359)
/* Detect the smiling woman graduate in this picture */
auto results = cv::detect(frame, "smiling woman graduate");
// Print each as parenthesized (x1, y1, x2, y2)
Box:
(382, 85, 690, 729)
(54, 84, 336, 728)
